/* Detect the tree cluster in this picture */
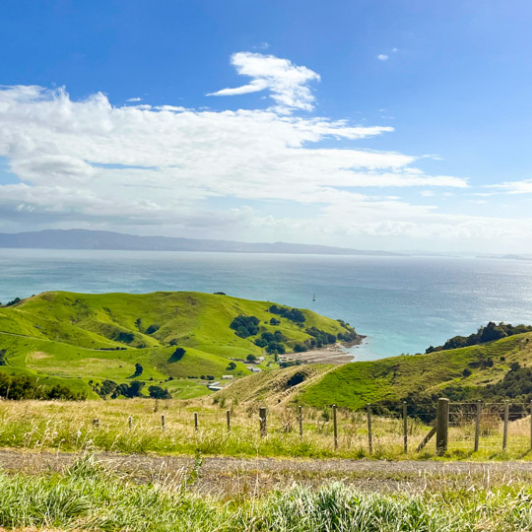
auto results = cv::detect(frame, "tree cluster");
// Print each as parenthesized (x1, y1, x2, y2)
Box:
(304, 327, 337, 349)
(230, 315, 260, 338)
(268, 305, 306, 323)
(91, 379, 163, 399)
(426, 322, 532, 354)
(254, 330, 286, 354)
(0, 372, 84, 400)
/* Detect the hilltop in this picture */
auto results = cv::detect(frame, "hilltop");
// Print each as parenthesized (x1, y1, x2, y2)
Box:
(0, 291, 360, 399)
(296, 329, 532, 409)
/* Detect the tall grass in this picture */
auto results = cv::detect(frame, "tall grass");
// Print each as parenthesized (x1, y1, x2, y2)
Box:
(1, 398, 532, 460)
(2, 455, 532, 530)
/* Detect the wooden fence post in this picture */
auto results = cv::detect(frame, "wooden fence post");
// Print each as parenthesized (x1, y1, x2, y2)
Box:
(298, 405, 303, 442)
(367, 403, 373, 455)
(332, 404, 338, 450)
(529, 400, 532, 450)
(503, 401, 509, 451)
(194, 412, 199, 432)
(403, 402, 408, 454)
(161, 414, 165, 431)
(128, 416, 133, 430)
(259, 407, 267, 438)
(226, 410, 231, 432)
(436, 398, 449, 456)
(474, 400, 481, 452)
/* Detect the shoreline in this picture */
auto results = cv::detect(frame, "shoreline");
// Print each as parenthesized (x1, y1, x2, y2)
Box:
(286, 337, 365, 365)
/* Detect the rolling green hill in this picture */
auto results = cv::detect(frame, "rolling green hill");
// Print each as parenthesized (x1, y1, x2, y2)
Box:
(297, 331, 532, 409)
(0, 291, 359, 399)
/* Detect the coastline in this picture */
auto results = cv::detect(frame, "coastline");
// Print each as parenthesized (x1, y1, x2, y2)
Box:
(286, 335, 365, 365)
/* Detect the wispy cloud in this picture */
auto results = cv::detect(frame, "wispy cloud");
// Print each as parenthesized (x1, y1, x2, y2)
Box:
(207, 52, 321, 113)
(377, 54, 389, 61)
(490, 179, 532, 194)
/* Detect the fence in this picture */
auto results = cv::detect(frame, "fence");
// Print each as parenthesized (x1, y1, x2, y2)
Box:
(3, 397, 531, 457)
(86, 398, 532, 457)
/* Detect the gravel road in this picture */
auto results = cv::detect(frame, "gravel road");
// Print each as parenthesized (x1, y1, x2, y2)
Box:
(1, 450, 532, 496)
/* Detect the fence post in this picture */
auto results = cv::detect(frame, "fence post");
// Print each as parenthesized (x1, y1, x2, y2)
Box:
(503, 401, 509, 451)
(161, 414, 165, 431)
(367, 403, 373, 455)
(436, 398, 449, 456)
(332, 404, 338, 450)
(226, 410, 231, 432)
(529, 400, 532, 450)
(259, 407, 267, 438)
(194, 412, 199, 432)
(403, 402, 408, 454)
(128, 416, 133, 430)
(474, 400, 481, 452)
(298, 405, 303, 442)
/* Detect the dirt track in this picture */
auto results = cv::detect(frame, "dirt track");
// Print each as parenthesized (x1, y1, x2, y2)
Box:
(2, 450, 532, 496)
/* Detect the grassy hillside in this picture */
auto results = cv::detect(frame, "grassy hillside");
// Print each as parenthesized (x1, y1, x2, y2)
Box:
(0, 291, 357, 399)
(214, 364, 333, 406)
(298, 331, 532, 409)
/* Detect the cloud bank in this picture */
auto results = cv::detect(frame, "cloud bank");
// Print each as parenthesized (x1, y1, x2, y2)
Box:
(1, 51, 529, 252)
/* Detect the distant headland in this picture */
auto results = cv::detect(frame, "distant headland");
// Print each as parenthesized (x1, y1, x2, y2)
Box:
(0, 229, 403, 256)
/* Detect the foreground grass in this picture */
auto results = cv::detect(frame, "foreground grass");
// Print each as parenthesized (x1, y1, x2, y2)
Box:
(2, 454, 532, 531)
(1, 398, 532, 460)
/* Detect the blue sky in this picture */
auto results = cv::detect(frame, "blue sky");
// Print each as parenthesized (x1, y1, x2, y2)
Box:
(1, 0, 532, 251)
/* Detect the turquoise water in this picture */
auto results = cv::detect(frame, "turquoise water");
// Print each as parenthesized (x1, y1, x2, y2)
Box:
(1, 249, 532, 361)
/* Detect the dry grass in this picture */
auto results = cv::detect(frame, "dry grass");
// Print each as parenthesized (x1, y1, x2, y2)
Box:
(0, 398, 531, 461)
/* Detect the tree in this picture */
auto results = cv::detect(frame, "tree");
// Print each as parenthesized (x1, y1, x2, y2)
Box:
(0, 349, 6, 366)
(246, 354, 257, 363)
(169, 347, 186, 362)
(227, 361, 237, 370)
(134, 363, 143, 377)
(148, 385, 172, 399)
(146, 324, 160, 335)
(98, 379, 118, 398)
(122, 381, 145, 398)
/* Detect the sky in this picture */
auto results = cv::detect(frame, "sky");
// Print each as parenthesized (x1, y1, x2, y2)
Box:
(1, 0, 532, 253)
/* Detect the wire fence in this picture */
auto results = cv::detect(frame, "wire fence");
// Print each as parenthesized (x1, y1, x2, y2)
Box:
(0, 398, 530, 457)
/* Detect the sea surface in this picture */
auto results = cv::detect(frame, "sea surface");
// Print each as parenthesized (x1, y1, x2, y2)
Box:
(1, 249, 532, 361)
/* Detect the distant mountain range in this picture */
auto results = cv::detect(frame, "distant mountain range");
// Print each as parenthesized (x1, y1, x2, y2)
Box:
(0, 229, 402, 256)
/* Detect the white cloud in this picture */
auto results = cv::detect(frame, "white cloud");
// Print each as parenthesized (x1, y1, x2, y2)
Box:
(7, 53, 525, 251)
(490, 179, 532, 194)
(127, 97, 142, 102)
(207, 52, 321, 113)
(377, 54, 389, 61)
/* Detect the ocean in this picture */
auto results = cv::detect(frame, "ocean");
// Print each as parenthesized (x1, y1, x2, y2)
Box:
(1, 249, 532, 361)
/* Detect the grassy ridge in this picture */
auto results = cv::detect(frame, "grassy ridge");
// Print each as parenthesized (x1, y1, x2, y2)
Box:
(299, 332, 532, 409)
(0, 291, 354, 397)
